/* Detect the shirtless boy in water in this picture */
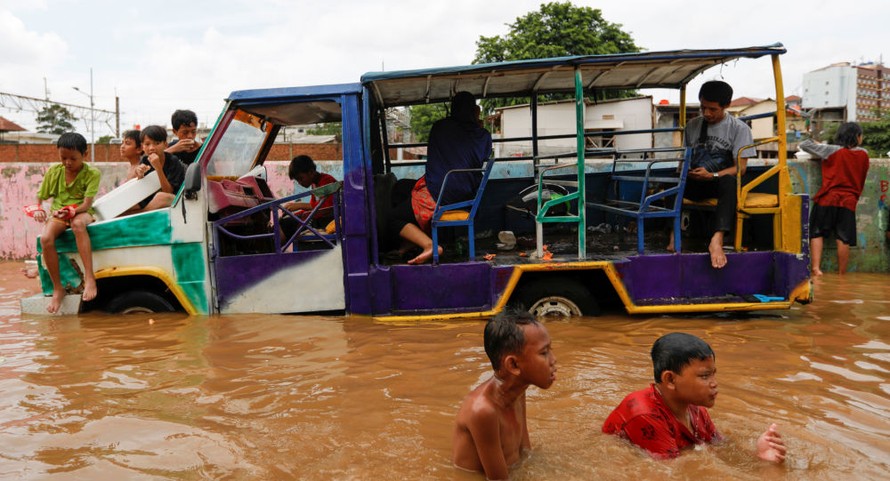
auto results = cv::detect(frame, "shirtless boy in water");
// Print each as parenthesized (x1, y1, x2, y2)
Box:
(452, 309, 557, 480)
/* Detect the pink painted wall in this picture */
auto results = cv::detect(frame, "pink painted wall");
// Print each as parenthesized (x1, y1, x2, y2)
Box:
(0, 161, 294, 260)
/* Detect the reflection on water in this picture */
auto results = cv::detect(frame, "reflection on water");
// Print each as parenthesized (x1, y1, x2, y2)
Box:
(1, 262, 888, 480)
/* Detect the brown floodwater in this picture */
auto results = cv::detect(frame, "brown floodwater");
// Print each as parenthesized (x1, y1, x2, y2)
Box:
(0, 260, 888, 480)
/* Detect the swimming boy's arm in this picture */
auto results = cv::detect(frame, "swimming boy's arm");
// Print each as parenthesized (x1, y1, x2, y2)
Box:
(467, 403, 510, 481)
(755, 423, 786, 463)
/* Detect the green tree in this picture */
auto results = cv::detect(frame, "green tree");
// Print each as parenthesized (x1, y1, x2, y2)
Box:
(473, 2, 641, 113)
(97, 135, 114, 144)
(408, 103, 448, 143)
(35, 104, 76, 135)
(861, 115, 890, 157)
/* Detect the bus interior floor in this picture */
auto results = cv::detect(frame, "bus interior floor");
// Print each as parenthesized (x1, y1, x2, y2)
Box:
(378, 229, 747, 266)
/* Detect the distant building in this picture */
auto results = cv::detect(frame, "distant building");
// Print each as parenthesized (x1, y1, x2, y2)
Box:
(0, 116, 26, 143)
(802, 61, 889, 129)
(496, 96, 654, 158)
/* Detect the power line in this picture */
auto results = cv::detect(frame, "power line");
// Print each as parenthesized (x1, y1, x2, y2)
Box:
(0, 91, 118, 135)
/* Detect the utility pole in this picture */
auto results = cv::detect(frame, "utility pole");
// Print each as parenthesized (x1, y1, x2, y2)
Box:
(72, 68, 96, 162)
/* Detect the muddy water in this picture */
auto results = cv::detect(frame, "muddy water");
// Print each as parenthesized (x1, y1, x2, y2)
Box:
(0, 261, 887, 480)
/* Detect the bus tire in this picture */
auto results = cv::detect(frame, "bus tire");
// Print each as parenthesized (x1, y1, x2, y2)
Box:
(514, 277, 600, 317)
(106, 291, 176, 314)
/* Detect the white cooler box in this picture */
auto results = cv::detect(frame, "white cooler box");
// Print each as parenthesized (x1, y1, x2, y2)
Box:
(92, 171, 160, 221)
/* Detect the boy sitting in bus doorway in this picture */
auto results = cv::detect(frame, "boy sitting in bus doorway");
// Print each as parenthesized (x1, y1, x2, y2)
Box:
(668, 81, 755, 269)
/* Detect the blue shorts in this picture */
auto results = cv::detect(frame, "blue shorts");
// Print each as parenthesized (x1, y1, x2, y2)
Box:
(809, 204, 857, 246)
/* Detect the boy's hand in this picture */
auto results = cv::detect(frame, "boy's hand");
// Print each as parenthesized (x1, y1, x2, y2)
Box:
(689, 167, 714, 181)
(52, 205, 77, 221)
(147, 153, 163, 170)
(24, 204, 46, 222)
(135, 163, 150, 179)
(169, 139, 200, 153)
(756, 423, 786, 463)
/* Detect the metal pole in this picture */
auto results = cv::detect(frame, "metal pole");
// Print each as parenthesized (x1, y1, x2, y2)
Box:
(89, 68, 95, 162)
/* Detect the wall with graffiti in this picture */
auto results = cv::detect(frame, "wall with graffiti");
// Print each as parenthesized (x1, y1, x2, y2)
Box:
(2, 159, 889, 272)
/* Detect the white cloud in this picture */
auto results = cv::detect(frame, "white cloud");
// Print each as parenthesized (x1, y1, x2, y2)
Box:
(2, 0, 889, 136)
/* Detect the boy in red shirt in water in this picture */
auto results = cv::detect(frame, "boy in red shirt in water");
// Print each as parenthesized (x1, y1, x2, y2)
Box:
(800, 122, 870, 275)
(602, 332, 786, 462)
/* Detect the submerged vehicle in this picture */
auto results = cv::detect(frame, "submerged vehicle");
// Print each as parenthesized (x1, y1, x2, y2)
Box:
(22, 43, 811, 318)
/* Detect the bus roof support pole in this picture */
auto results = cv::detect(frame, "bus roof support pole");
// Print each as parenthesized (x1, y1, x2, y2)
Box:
(679, 87, 687, 127)
(574, 67, 587, 259)
(531, 94, 539, 174)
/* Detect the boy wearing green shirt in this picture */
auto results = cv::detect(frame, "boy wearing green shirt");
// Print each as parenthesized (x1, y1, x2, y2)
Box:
(30, 132, 101, 313)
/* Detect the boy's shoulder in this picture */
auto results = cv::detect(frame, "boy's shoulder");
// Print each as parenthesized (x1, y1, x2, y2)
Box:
(615, 385, 662, 416)
(82, 162, 102, 176)
(459, 379, 501, 413)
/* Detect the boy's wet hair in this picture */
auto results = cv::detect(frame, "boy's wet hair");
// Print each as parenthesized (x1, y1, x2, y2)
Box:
(122, 129, 141, 145)
(651, 332, 715, 383)
(288, 155, 316, 180)
(834, 122, 862, 149)
(140, 125, 168, 143)
(483, 308, 540, 370)
(171, 109, 198, 130)
(699, 80, 733, 107)
(57, 132, 87, 154)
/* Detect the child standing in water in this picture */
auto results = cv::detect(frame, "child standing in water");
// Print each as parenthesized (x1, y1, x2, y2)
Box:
(452, 309, 557, 480)
(29, 132, 101, 313)
(800, 122, 870, 275)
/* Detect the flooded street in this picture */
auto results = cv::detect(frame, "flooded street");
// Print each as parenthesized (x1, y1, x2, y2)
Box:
(0, 260, 888, 480)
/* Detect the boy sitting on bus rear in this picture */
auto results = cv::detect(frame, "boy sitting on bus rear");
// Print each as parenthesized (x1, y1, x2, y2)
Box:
(29, 132, 101, 313)
(120, 129, 143, 180)
(799, 122, 870, 276)
(452, 309, 558, 480)
(128, 125, 187, 213)
(602, 332, 786, 462)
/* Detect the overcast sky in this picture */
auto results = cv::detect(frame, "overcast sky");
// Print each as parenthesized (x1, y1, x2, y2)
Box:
(2, 0, 888, 137)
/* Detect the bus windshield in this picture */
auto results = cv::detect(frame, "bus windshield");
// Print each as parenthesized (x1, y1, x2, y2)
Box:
(205, 111, 270, 178)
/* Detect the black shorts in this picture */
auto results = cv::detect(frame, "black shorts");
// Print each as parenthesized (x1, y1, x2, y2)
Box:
(809, 204, 857, 246)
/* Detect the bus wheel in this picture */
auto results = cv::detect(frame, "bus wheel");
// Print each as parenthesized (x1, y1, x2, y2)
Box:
(106, 291, 176, 314)
(514, 278, 600, 317)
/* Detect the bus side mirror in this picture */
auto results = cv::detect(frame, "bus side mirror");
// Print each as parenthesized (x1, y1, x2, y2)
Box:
(184, 163, 202, 200)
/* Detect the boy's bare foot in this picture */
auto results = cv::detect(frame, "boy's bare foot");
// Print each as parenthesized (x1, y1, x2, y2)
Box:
(709, 238, 727, 269)
(811, 268, 823, 277)
(407, 245, 444, 265)
(82, 278, 98, 302)
(47, 288, 66, 314)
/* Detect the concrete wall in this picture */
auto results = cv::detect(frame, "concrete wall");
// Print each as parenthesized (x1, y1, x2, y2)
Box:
(2, 157, 889, 272)
(0, 143, 342, 163)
